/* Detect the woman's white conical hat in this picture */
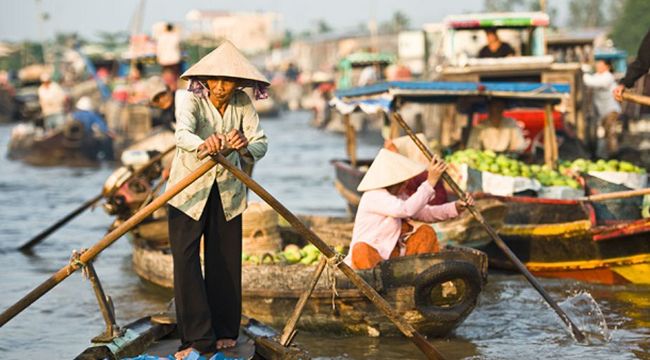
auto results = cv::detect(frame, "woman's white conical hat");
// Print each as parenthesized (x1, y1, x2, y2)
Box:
(180, 40, 270, 87)
(357, 149, 427, 192)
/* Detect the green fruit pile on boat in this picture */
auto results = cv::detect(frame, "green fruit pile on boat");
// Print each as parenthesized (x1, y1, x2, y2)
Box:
(561, 158, 646, 174)
(446, 149, 582, 189)
(242, 244, 347, 265)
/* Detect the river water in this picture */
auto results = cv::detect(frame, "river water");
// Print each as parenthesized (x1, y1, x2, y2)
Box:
(0, 111, 648, 359)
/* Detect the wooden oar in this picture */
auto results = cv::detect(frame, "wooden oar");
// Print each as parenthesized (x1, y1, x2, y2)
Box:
(622, 91, 650, 107)
(0, 148, 222, 328)
(392, 113, 587, 342)
(580, 187, 650, 202)
(206, 152, 447, 360)
(17, 145, 176, 252)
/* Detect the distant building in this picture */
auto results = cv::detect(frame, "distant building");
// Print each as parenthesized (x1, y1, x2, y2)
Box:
(185, 10, 283, 54)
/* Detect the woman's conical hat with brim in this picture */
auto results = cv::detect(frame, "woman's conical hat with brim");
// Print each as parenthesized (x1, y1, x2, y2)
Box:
(357, 149, 427, 192)
(180, 40, 270, 87)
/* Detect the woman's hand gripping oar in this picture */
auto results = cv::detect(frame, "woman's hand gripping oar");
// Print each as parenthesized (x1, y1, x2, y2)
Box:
(392, 112, 587, 342)
(199, 151, 447, 360)
(17, 145, 176, 252)
(0, 148, 228, 328)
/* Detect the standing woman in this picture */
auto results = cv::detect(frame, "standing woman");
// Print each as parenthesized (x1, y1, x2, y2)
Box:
(165, 40, 269, 359)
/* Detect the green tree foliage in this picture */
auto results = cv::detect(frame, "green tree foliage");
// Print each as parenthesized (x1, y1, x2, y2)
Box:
(316, 19, 332, 34)
(610, 0, 650, 54)
(568, 0, 607, 28)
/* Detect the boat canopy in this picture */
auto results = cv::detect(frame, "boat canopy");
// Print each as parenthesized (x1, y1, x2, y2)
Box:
(340, 52, 396, 66)
(332, 81, 570, 114)
(444, 12, 549, 30)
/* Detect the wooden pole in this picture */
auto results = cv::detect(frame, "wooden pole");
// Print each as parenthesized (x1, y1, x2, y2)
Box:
(622, 91, 650, 107)
(392, 112, 586, 342)
(210, 153, 446, 360)
(0, 149, 223, 328)
(17, 145, 176, 252)
(343, 114, 357, 167)
(581, 187, 650, 202)
(279, 257, 327, 346)
(543, 103, 558, 168)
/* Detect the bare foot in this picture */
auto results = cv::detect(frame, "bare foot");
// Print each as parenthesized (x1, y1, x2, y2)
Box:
(216, 338, 237, 350)
(174, 347, 194, 360)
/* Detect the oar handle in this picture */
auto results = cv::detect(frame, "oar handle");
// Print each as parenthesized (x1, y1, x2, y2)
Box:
(622, 91, 650, 107)
(0, 148, 229, 328)
(392, 113, 586, 342)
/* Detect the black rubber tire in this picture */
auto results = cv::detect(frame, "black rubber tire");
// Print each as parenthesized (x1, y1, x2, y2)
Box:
(413, 260, 482, 322)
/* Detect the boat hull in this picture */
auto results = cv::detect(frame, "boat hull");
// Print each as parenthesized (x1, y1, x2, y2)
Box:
(129, 218, 488, 337)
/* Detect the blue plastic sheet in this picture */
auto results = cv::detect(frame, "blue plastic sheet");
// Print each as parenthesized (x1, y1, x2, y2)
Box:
(123, 351, 243, 360)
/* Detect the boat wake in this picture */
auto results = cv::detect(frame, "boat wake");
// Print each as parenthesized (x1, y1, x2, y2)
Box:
(559, 291, 611, 344)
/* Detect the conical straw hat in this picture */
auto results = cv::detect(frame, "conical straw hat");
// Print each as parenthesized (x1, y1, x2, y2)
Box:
(180, 40, 270, 87)
(391, 133, 430, 165)
(357, 149, 427, 192)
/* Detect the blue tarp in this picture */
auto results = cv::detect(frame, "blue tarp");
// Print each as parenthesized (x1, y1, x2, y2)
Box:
(335, 81, 570, 99)
(331, 81, 571, 114)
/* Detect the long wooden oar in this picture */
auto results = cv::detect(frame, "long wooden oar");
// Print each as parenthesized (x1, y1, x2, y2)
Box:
(392, 113, 586, 342)
(17, 145, 176, 252)
(0, 148, 219, 328)
(622, 91, 650, 107)
(580, 187, 650, 202)
(206, 152, 446, 360)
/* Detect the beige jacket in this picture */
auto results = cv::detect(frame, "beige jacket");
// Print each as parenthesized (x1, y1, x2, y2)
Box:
(167, 89, 267, 221)
(467, 117, 527, 153)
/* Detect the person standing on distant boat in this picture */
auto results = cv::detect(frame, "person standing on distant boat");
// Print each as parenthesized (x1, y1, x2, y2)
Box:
(165, 40, 269, 360)
(478, 28, 515, 58)
(156, 23, 182, 78)
(38, 72, 67, 130)
(583, 59, 621, 156)
(344, 149, 472, 270)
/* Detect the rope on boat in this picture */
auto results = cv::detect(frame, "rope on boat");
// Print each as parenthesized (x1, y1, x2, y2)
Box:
(325, 253, 344, 310)
(68, 248, 89, 277)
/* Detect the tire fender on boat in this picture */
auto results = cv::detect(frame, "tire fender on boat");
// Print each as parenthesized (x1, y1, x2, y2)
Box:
(413, 260, 482, 322)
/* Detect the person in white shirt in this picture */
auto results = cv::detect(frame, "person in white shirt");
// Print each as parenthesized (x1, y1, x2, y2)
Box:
(37, 72, 67, 130)
(156, 23, 182, 77)
(583, 59, 621, 155)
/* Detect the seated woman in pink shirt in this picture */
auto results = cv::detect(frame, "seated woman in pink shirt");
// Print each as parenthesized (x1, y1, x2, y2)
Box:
(345, 149, 473, 270)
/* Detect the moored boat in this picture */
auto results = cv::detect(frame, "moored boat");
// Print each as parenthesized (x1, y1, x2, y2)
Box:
(471, 194, 650, 285)
(7, 121, 113, 167)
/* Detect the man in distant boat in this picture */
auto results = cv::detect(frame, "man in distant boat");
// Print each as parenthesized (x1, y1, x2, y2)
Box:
(156, 23, 182, 78)
(467, 99, 527, 154)
(344, 149, 472, 270)
(37, 72, 67, 130)
(71, 96, 114, 159)
(147, 76, 176, 129)
(478, 28, 515, 58)
(613, 28, 650, 102)
(165, 41, 269, 359)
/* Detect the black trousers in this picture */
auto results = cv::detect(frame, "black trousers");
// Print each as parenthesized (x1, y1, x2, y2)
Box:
(168, 182, 242, 352)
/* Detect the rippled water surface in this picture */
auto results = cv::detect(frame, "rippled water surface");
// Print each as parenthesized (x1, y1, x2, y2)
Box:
(0, 112, 648, 359)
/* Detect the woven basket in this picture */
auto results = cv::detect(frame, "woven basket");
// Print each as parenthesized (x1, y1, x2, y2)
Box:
(242, 202, 282, 255)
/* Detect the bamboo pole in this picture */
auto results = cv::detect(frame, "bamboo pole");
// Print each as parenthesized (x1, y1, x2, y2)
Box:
(210, 153, 447, 360)
(343, 114, 357, 167)
(392, 112, 586, 342)
(0, 149, 222, 327)
(279, 257, 327, 346)
(543, 103, 558, 168)
(17, 145, 176, 252)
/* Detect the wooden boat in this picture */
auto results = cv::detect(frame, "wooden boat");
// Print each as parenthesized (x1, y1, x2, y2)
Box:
(124, 209, 488, 338)
(470, 195, 650, 285)
(75, 315, 309, 359)
(7, 122, 113, 167)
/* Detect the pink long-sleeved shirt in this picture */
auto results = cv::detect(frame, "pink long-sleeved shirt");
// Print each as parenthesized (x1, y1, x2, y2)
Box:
(344, 181, 459, 267)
